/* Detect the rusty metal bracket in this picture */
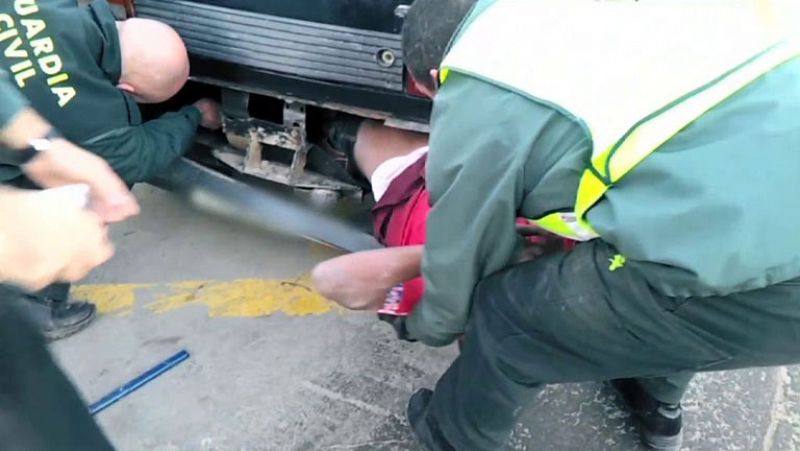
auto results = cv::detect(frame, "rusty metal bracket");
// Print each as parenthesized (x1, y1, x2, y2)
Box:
(213, 145, 360, 193)
(245, 130, 263, 173)
(221, 89, 306, 154)
(283, 102, 309, 184)
(217, 90, 358, 194)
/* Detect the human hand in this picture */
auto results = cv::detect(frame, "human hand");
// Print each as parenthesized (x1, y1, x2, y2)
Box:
(0, 188, 114, 290)
(22, 139, 140, 223)
(194, 98, 222, 130)
(312, 246, 423, 310)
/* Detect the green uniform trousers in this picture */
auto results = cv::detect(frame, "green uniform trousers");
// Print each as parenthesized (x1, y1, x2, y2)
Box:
(422, 240, 800, 450)
(0, 285, 114, 451)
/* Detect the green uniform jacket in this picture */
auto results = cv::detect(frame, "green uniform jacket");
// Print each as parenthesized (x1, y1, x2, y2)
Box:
(408, 4, 800, 347)
(0, 71, 27, 129)
(0, 0, 200, 184)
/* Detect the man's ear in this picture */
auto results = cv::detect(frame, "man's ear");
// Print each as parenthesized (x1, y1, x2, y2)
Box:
(417, 69, 439, 98)
(408, 69, 439, 99)
(429, 69, 440, 87)
(117, 83, 135, 95)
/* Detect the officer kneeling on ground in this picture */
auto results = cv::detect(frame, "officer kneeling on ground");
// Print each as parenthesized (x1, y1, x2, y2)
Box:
(397, 1, 800, 450)
(0, 0, 221, 339)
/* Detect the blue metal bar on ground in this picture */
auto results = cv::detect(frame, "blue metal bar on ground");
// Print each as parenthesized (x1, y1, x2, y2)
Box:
(89, 350, 190, 416)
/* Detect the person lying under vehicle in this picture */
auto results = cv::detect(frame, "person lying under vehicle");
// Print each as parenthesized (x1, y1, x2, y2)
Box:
(312, 120, 572, 333)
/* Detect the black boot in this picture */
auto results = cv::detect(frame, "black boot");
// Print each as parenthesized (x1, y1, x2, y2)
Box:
(16, 295, 97, 341)
(324, 116, 364, 156)
(322, 116, 369, 185)
(609, 379, 684, 451)
(407, 389, 456, 451)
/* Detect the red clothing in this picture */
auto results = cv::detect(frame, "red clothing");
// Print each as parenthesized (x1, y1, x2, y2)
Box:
(371, 153, 575, 316)
(371, 154, 430, 316)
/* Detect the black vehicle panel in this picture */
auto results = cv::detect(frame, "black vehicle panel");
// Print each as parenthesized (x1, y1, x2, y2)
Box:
(136, 0, 429, 121)
(184, 0, 412, 33)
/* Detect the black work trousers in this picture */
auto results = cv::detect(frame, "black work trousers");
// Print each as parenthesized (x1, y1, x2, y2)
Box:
(423, 240, 800, 450)
(0, 285, 113, 451)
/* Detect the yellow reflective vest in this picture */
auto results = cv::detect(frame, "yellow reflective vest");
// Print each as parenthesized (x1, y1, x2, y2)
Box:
(441, 0, 800, 241)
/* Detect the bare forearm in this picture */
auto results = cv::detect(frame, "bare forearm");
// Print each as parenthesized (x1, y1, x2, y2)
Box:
(0, 109, 51, 149)
(0, 72, 31, 134)
(312, 246, 423, 310)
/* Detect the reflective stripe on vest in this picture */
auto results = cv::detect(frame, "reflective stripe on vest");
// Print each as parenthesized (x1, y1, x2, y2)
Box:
(440, 0, 800, 241)
(542, 41, 799, 240)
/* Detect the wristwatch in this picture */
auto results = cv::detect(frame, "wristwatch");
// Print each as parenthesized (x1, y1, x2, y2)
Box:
(0, 129, 61, 166)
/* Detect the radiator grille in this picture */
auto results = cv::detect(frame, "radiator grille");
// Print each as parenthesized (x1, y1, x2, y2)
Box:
(136, 0, 405, 91)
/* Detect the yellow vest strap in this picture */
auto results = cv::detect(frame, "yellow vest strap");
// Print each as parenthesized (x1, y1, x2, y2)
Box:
(575, 41, 800, 224)
(529, 212, 599, 242)
(608, 41, 799, 182)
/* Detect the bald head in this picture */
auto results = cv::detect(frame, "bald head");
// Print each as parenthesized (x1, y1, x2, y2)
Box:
(116, 19, 189, 104)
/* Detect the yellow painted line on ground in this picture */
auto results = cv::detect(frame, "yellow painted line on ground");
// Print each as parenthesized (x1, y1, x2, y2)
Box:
(72, 274, 338, 318)
(71, 283, 150, 316)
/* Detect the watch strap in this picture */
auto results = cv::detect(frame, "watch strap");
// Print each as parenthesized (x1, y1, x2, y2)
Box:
(0, 128, 61, 166)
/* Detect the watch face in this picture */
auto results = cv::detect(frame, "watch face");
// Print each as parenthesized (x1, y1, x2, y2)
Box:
(28, 138, 54, 152)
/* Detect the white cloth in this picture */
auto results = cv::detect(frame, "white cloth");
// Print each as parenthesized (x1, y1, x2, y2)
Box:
(370, 146, 429, 202)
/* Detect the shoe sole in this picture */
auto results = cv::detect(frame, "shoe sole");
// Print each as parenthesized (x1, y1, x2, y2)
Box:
(43, 308, 96, 341)
(607, 381, 683, 451)
(644, 429, 683, 451)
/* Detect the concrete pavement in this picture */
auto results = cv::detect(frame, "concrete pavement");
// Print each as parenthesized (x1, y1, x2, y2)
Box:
(52, 185, 800, 451)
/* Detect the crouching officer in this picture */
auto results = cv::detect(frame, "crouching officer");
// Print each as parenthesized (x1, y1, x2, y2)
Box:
(0, 0, 221, 338)
(399, 1, 800, 450)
